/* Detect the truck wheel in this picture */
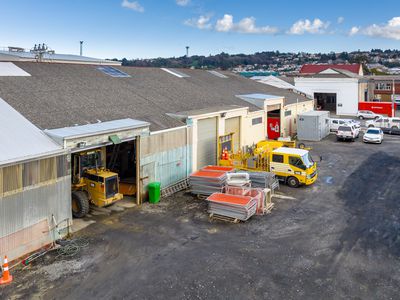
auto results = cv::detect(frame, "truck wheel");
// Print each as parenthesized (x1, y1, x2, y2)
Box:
(71, 191, 90, 218)
(287, 176, 300, 188)
(391, 126, 398, 130)
(368, 125, 374, 128)
(359, 116, 364, 120)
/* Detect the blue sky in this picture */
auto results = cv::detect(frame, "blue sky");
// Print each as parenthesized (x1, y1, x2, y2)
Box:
(1, 0, 400, 59)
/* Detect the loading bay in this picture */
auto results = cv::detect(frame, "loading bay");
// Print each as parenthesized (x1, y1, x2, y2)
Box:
(2, 133, 400, 300)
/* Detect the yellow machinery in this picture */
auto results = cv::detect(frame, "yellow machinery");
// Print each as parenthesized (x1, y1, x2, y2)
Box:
(218, 133, 317, 187)
(71, 150, 123, 218)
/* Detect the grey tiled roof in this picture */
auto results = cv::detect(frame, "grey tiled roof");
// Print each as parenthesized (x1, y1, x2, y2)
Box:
(0, 62, 309, 131)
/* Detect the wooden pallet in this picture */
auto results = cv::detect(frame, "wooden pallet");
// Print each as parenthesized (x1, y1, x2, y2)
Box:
(209, 213, 240, 224)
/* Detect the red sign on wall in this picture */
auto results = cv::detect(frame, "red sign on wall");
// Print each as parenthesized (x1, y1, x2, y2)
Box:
(267, 117, 280, 140)
(358, 102, 396, 117)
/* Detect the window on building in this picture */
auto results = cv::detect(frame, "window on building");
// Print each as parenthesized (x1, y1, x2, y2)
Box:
(375, 83, 392, 91)
(272, 154, 284, 163)
(23, 160, 40, 187)
(252, 117, 263, 125)
(57, 155, 70, 178)
(285, 110, 292, 117)
(40, 158, 56, 182)
(2, 165, 22, 194)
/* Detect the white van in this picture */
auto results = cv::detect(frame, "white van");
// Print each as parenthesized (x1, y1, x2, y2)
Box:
(366, 117, 400, 129)
(329, 118, 360, 132)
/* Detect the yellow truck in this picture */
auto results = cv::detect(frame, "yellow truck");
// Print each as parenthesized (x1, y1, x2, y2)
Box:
(71, 150, 123, 218)
(218, 134, 317, 187)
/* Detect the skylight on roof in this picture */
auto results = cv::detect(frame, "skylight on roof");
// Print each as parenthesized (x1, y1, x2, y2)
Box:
(97, 66, 130, 78)
(207, 70, 228, 78)
(160, 68, 190, 78)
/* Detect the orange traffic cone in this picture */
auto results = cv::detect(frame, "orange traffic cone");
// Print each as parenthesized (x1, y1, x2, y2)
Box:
(0, 256, 13, 285)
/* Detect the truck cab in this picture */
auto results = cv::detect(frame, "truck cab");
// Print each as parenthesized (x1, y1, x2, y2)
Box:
(270, 147, 317, 187)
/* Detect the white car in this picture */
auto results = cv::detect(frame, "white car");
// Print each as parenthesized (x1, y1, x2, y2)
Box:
(366, 117, 400, 130)
(336, 125, 359, 142)
(357, 110, 381, 120)
(363, 128, 384, 144)
(329, 118, 361, 132)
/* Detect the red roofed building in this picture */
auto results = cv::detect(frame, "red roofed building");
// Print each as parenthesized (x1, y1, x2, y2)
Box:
(300, 64, 363, 76)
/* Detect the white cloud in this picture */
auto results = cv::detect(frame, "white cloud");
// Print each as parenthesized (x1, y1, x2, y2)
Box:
(337, 16, 344, 24)
(349, 26, 360, 36)
(215, 14, 278, 34)
(121, 0, 144, 12)
(288, 18, 330, 35)
(176, 0, 190, 6)
(363, 17, 400, 40)
(184, 15, 212, 30)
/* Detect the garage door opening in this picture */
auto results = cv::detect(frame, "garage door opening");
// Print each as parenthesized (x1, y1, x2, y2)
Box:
(106, 140, 138, 197)
(197, 117, 217, 169)
(267, 109, 281, 140)
(314, 93, 337, 112)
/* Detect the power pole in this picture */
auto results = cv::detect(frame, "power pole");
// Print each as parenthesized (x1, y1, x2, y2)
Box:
(392, 78, 395, 117)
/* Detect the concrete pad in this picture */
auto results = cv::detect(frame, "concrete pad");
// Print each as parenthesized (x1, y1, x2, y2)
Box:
(108, 205, 125, 212)
(91, 206, 112, 213)
(71, 219, 96, 233)
(115, 199, 137, 209)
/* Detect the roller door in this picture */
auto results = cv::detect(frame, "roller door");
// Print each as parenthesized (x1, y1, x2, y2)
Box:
(197, 117, 217, 169)
(225, 117, 240, 152)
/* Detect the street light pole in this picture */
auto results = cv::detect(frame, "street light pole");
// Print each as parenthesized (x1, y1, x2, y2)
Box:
(392, 78, 395, 117)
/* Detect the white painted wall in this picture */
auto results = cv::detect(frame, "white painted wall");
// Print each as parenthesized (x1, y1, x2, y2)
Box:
(295, 78, 360, 115)
(283, 100, 314, 136)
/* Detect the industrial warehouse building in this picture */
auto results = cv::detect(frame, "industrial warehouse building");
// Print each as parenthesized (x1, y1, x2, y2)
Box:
(295, 67, 369, 116)
(0, 59, 312, 202)
(0, 51, 316, 261)
(0, 97, 71, 261)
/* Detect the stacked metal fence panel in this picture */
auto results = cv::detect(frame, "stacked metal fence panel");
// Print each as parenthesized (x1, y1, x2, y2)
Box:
(247, 171, 279, 191)
(206, 193, 257, 221)
(189, 170, 227, 195)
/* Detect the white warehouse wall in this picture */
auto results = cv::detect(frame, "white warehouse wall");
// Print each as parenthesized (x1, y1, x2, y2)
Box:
(295, 78, 360, 116)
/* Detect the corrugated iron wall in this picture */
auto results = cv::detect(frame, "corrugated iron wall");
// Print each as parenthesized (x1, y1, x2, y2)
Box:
(140, 127, 192, 196)
(0, 175, 71, 261)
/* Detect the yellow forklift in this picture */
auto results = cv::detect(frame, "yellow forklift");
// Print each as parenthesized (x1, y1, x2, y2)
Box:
(71, 149, 123, 218)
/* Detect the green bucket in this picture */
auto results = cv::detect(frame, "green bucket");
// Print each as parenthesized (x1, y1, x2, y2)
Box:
(148, 182, 161, 204)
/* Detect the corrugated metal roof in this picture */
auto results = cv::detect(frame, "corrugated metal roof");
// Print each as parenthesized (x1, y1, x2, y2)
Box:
(0, 50, 119, 65)
(237, 93, 282, 100)
(0, 62, 30, 76)
(0, 97, 63, 166)
(44, 118, 150, 140)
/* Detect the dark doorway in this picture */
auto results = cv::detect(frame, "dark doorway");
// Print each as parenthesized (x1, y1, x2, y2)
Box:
(106, 140, 137, 196)
(314, 93, 337, 112)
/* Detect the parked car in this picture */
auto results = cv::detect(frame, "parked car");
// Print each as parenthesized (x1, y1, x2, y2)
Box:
(395, 99, 400, 110)
(336, 125, 359, 142)
(366, 117, 400, 129)
(357, 110, 381, 120)
(329, 118, 350, 132)
(345, 119, 361, 129)
(329, 118, 361, 132)
(363, 128, 384, 144)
